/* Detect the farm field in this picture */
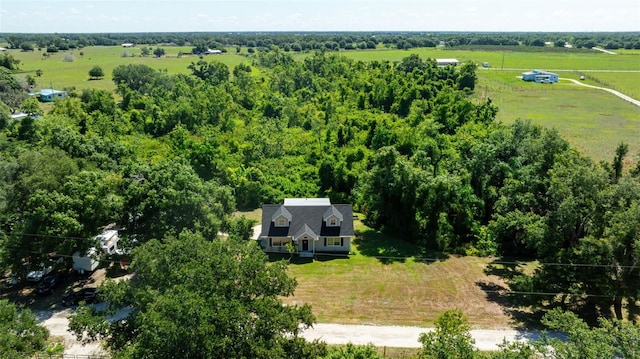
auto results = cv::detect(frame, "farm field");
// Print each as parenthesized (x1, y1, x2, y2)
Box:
(339, 47, 640, 71)
(9, 45, 250, 93)
(283, 221, 523, 328)
(580, 71, 640, 100)
(475, 70, 640, 162)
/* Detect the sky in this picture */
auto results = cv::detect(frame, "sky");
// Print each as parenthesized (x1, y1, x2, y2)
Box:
(0, 0, 639, 33)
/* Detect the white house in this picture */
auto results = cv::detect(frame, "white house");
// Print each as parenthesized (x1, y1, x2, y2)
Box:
(259, 198, 354, 258)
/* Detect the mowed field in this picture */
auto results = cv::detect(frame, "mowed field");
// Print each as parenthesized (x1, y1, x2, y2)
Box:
(9, 45, 250, 92)
(281, 220, 522, 328)
(9, 45, 640, 162)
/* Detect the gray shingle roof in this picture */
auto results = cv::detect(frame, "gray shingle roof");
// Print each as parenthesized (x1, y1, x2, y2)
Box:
(260, 202, 355, 240)
(323, 205, 344, 222)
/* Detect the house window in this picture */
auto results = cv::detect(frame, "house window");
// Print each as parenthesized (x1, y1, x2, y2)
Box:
(329, 217, 338, 226)
(277, 218, 287, 227)
(326, 237, 341, 246)
(271, 238, 289, 247)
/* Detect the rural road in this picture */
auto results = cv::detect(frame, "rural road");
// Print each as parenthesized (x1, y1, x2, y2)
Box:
(37, 307, 556, 354)
(301, 323, 553, 351)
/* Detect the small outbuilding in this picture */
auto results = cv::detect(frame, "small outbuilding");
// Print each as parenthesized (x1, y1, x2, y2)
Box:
(436, 58, 459, 66)
(96, 229, 120, 255)
(202, 49, 223, 55)
(72, 247, 100, 274)
(121, 43, 135, 48)
(522, 70, 559, 84)
(33, 89, 67, 102)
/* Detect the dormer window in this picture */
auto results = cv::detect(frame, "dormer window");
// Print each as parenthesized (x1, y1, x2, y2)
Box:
(272, 205, 292, 227)
(324, 205, 343, 227)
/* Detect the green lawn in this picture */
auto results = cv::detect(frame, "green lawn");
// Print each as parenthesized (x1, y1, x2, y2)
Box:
(283, 221, 519, 328)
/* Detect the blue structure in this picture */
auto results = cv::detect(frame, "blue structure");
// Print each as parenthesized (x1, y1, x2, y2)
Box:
(522, 70, 559, 84)
(33, 89, 67, 102)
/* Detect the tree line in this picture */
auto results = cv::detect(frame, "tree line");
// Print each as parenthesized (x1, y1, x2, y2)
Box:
(3, 31, 639, 52)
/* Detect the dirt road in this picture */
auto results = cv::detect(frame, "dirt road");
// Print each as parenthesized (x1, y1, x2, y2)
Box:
(301, 323, 552, 351)
(38, 308, 556, 354)
(562, 78, 640, 107)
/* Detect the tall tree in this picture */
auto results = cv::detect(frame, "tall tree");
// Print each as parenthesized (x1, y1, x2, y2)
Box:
(418, 309, 476, 359)
(0, 299, 50, 359)
(69, 232, 324, 358)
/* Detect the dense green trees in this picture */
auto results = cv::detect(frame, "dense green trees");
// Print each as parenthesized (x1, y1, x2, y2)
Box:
(420, 309, 640, 359)
(69, 232, 324, 358)
(0, 299, 50, 359)
(419, 309, 476, 359)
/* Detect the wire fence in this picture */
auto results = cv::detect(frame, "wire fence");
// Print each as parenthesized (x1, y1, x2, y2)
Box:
(32, 354, 109, 359)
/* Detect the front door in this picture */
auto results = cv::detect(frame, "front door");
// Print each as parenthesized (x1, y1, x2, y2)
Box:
(302, 239, 309, 251)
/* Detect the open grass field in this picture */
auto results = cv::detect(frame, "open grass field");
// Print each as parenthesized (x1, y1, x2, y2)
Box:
(9, 45, 250, 93)
(282, 220, 523, 328)
(581, 71, 640, 100)
(339, 47, 640, 71)
(474, 70, 640, 163)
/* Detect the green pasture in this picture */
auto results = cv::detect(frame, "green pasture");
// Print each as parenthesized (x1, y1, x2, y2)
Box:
(9, 45, 250, 92)
(475, 70, 640, 162)
(339, 47, 640, 71)
(580, 71, 640, 100)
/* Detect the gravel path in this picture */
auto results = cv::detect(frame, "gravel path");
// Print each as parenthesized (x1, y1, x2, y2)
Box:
(38, 307, 555, 354)
(562, 78, 640, 107)
(301, 323, 551, 351)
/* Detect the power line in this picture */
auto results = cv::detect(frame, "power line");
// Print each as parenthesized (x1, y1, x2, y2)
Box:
(3, 232, 640, 270)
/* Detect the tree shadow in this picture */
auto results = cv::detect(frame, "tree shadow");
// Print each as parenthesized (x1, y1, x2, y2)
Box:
(476, 258, 546, 329)
(475, 280, 545, 329)
(353, 226, 448, 264)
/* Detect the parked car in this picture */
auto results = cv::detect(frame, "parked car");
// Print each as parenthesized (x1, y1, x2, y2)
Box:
(26, 257, 64, 282)
(61, 287, 99, 306)
(26, 265, 54, 282)
(35, 272, 65, 295)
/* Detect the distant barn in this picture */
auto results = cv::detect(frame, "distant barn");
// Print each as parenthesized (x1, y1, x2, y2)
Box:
(436, 58, 459, 66)
(121, 43, 135, 48)
(202, 49, 223, 55)
(32, 89, 67, 102)
(522, 70, 559, 84)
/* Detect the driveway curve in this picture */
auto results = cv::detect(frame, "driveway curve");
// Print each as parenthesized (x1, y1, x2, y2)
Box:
(562, 78, 640, 107)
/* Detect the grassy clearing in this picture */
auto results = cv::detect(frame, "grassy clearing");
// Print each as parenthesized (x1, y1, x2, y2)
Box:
(339, 48, 640, 71)
(475, 71, 640, 163)
(9, 46, 250, 93)
(581, 71, 640, 100)
(283, 221, 521, 328)
(234, 208, 263, 223)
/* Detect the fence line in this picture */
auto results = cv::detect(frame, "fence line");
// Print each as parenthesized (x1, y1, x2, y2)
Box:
(33, 354, 110, 359)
